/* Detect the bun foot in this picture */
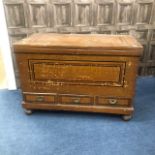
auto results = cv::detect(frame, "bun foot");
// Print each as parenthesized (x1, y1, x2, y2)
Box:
(122, 114, 132, 121)
(24, 109, 33, 115)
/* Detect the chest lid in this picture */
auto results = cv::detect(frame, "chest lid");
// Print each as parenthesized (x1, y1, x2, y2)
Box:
(14, 33, 143, 56)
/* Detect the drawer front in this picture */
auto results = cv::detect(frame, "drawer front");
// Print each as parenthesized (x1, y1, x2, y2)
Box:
(59, 95, 93, 105)
(25, 94, 55, 103)
(96, 97, 129, 106)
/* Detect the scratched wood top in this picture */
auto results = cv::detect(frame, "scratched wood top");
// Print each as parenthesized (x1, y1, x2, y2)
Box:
(14, 33, 143, 56)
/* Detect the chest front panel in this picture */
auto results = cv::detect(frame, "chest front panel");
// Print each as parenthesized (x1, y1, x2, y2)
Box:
(16, 53, 138, 98)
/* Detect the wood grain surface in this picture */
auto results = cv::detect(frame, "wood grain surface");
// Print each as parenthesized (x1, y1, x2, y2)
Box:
(14, 34, 143, 56)
(14, 34, 142, 120)
(14, 33, 142, 49)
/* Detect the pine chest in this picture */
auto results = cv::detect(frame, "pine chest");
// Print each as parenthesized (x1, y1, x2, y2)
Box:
(14, 34, 143, 120)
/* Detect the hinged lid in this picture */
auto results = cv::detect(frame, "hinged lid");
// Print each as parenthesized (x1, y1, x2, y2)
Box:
(14, 33, 143, 56)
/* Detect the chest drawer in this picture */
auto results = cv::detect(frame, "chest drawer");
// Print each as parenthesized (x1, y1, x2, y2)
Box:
(96, 97, 130, 106)
(24, 94, 56, 103)
(59, 95, 93, 105)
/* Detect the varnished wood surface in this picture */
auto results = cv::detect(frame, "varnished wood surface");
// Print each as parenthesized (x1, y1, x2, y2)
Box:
(14, 34, 143, 55)
(14, 34, 142, 119)
(16, 54, 138, 98)
(22, 101, 134, 115)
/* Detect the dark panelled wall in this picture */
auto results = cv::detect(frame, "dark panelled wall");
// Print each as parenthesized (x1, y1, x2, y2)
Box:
(3, 0, 155, 76)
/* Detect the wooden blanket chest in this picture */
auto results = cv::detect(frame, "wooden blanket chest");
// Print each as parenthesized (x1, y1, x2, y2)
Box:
(14, 34, 143, 120)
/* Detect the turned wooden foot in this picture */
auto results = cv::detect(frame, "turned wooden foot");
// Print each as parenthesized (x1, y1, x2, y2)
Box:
(122, 114, 132, 121)
(24, 109, 33, 115)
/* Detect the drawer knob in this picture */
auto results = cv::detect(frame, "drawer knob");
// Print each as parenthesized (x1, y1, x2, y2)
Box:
(72, 98, 80, 103)
(109, 99, 117, 105)
(36, 96, 44, 102)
